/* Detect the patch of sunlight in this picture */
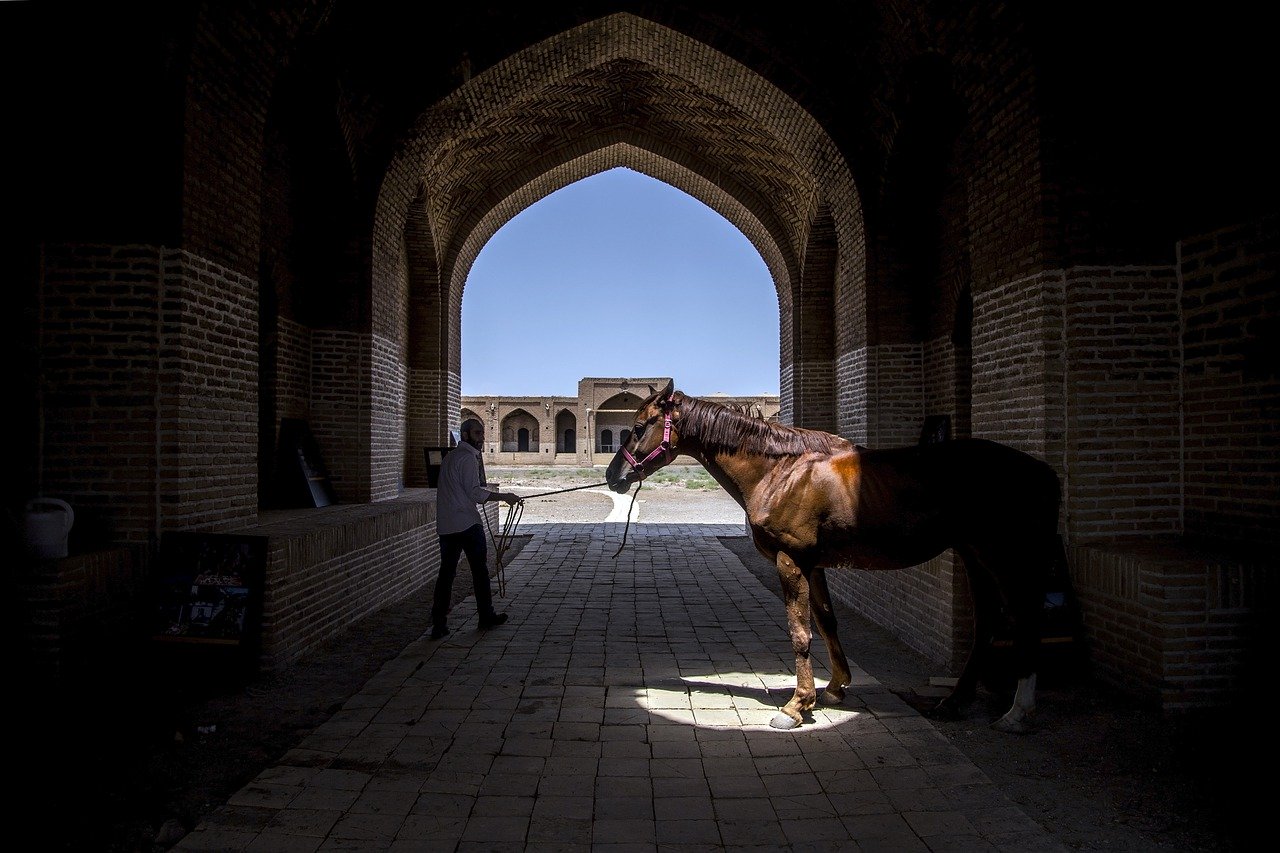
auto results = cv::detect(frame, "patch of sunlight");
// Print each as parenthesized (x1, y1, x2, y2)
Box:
(634, 671, 865, 732)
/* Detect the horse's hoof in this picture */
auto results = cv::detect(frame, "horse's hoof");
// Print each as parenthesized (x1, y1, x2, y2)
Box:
(991, 713, 1034, 734)
(770, 712, 801, 730)
(819, 688, 844, 705)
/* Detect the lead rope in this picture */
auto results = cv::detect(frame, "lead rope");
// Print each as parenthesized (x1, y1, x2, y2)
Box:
(482, 480, 610, 597)
(483, 498, 524, 598)
(483, 478, 641, 576)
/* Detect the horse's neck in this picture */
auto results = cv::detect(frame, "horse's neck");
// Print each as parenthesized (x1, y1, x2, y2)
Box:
(683, 443, 774, 510)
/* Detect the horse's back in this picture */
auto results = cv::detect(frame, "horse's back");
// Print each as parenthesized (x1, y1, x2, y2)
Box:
(861, 439, 1060, 531)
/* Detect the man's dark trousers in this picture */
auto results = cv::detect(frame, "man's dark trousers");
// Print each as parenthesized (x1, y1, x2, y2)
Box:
(432, 523, 494, 626)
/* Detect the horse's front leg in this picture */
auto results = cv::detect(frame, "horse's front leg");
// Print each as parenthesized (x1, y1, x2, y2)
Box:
(771, 551, 817, 730)
(808, 566, 852, 705)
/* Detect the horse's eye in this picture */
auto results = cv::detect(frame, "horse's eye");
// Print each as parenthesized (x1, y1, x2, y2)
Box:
(632, 424, 645, 442)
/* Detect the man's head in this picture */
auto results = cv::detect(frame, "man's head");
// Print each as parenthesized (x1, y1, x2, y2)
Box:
(460, 418, 485, 450)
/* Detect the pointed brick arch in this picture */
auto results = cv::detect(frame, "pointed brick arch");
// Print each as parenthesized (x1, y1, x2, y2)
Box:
(372, 12, 866, 499)
(554, 408, 578, 454)
(500, 408, 540, 453)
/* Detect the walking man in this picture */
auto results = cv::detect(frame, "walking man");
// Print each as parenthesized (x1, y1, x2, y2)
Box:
(431, 418, 521, 640)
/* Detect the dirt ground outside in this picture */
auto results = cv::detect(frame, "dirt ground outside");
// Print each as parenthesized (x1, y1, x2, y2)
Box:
(20, 466, 1261, 851)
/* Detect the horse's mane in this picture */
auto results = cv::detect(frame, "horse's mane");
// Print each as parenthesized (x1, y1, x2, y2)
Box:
(679, 395, 847, 457)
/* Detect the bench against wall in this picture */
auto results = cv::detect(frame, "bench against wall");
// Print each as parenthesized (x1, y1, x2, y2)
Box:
(1067, 539, 1274, 710)
(16, 491, 499, 678)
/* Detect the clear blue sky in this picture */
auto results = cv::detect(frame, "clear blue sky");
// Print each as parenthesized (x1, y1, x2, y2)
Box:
(462, 168, 779, 398)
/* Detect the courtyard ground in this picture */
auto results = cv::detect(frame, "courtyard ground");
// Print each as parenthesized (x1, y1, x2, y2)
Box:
(17, 466, 1261, 851)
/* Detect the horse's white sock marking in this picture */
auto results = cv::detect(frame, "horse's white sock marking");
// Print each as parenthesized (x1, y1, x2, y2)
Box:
(994, 672, 1037, 733)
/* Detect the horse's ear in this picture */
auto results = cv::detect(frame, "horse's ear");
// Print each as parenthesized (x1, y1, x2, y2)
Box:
(660, 378, 674, 399)
(671, 390, 684, 405)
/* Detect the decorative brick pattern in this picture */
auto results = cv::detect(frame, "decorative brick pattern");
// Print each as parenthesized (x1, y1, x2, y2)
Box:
(374, 14, 866, 438)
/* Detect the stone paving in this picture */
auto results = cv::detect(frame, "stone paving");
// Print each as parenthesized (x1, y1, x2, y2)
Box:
(175, 524, 1064, 852)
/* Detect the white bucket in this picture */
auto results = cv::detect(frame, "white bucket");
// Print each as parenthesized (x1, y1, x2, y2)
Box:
(24, 498, 75, 560)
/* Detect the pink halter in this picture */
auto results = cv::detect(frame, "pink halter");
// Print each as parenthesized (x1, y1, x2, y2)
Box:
(621, 400, 675, 477)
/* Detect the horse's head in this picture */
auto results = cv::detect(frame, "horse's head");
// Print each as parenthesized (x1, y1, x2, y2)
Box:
(605, 378, 685, 493)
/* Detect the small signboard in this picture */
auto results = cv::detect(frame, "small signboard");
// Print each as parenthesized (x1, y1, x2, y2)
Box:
(152, 532, 267, 651)
(425, 446, 453, 488)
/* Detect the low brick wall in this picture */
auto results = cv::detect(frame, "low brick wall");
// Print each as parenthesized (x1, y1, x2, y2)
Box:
(1067, 539, 1274, 709)
(230, 490, 497, 671)
(15, 492, 499, 679)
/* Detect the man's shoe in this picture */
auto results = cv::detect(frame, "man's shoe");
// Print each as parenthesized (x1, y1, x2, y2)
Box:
(478, 612, 508, 630)
(430, 625, 450, 640)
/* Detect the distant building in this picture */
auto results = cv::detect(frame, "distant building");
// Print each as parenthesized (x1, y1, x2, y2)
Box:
(461, 377, 780, 467)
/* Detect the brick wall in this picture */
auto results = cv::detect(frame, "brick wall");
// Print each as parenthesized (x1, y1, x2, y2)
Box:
(1064, 267, 1181, 538)
(788, 362, 836, 431)
(1069, 540, 1271, 709)
(372, 334, 408, 500)
(39, 245, 258, 545)
(311, 331, 369, 503)
(791, 209, 838, 431)
(923, 336, 961, 436)
(243, 497, 443, 670)
(865, 344, 924, 448)
(1180, 216, 1280, 546)
(778, 363, 794, 426)
(275, 316, 311, 423)
(182, 6, 296, 276)
(836, 348, 869, 444)
(157, 250, 259, 531)
(826, 552, 970, 672)
(16, 546, 146, 682)
(405, 194, 451, 483)
(39, 245, 164, 546)
(972, 270, 1066, 470)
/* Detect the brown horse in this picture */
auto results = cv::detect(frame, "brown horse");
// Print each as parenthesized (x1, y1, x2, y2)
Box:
(605, 380, 1062, 732)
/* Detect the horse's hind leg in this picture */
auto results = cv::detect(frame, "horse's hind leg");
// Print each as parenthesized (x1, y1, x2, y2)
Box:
(934, 545, 997, 720)
(992, 579, 1042, 733)
(984, 540, 1047, 734)
(771, 551, 817, 730)
(807, 566, 852, 705)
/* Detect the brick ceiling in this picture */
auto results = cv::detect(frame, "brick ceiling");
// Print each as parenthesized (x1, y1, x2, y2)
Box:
(420, 56, 818, 294)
